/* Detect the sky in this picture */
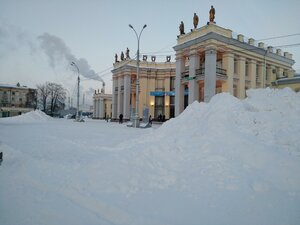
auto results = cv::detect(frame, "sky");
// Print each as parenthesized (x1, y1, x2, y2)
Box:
(0, 0, 300, 105)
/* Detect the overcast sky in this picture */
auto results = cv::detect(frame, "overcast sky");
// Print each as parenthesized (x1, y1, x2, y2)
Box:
(1, 0, 300, 104)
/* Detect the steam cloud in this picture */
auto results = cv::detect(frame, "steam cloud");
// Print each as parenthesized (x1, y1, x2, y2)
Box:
(38, 33, 104, 83)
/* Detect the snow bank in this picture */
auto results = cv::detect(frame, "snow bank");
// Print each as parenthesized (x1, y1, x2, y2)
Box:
(0, 110, 52, 124)
(1, 88, 299, 225)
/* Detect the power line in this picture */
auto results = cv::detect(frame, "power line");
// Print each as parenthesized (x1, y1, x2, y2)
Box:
(257, 33, 300, 41)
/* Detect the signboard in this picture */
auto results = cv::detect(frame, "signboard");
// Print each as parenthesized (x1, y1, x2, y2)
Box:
(150, 91, 165, 96)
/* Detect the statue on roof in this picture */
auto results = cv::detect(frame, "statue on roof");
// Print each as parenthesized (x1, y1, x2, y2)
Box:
(179, 21, 185, 35)
(120, 51, 124, 61)
(114, 53, 119, 63)
(126, 47, 130, 59)
(193, 13, 199, 29)
(209, 5, 215, 23)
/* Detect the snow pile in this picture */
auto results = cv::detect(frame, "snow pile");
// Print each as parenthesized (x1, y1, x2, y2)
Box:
(0, 110, 52, 123)
(0, 88, 300, 225)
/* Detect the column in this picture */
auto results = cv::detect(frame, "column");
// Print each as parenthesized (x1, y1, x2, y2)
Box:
(249, 59, 256, 89)
(95, 99, 99, 118)
(123, 74, 131, 120)
(237, 56, 246, 99)
(266, 66, 272, 86)
(117, 77, 122, 116)
(277, 67, 283, 79)
(204, 46, 217, 102)
(99, 98, 104, 119)
(112, 78, 117, 119)
(175, 55, 185, 116)
(188, 50, 200, 104)
(257, 63, 264, 88)
(93, 99, 96, 118)
(222, 52, 234, 94)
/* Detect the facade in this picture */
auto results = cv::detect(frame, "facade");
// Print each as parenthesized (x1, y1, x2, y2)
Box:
(173, 22, 295, 116)
(111, 58, 175, 121)
(93, 87, 112, 119)
(0, 83, 37, 117)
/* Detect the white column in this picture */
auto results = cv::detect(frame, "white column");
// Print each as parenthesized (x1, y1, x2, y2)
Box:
(222, 52, 234, 94)
(117, 77, 122, 116)
(237, 56, 246, 99)
(99, 98, 104, 119)
(95, 99, 99, 118)
(188, 51, 200, 104)
(112, 78, 117, 119)
(123, 74, 131, 120)
(204, 46, 217, 102)
(249, 59, 256, 89)
(93, 98, 96, 118)
(257, 63, 264, 88)
(175, 56, 185, 116)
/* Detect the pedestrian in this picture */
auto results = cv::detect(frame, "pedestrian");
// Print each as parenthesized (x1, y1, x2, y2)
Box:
(119, 113, 123, 124)
(148, 115, 152, 125)
(162, 115, 165, 122)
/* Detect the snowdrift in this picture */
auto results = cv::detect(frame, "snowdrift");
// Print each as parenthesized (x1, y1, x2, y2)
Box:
(0, 110, 52, 124)
(0, 88, 299, 225)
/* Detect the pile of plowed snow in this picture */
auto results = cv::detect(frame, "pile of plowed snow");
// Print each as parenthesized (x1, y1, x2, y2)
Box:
(91, 88, 300, 196)
(0, 110, 52, 123)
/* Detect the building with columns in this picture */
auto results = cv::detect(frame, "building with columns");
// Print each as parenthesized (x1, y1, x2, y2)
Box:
(93, 87, 112, 119)
(111, 58, 175, 121)
(173, 22, 295, 116)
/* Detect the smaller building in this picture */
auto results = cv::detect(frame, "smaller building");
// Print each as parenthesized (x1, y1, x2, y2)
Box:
(271, 74, 300, 92)
(93, 85, 112, 119)
(111, 56, 176, 121)
(0, 83, 37, 117)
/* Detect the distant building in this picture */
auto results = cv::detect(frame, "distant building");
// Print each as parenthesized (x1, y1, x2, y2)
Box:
(111, 57, 175, 121)
(173, 22, 296, 116)
(93, 85, 112, 119)
(0, 83, 37, 117)
(271, 74, 300, 92)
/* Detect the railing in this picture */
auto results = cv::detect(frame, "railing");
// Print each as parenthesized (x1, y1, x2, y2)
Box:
(181, 67, 227, 81)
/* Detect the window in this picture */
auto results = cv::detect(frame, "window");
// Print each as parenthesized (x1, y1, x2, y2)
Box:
(170, 77, 175, 91)
(12, 92, 15, 95)
(245, 60, 249, 77)
(234, 58, 238, 74)
(156, 79, 164, 91)
(19, 98, 22, 102)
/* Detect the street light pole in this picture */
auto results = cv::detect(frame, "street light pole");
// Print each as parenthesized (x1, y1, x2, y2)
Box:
(71, 61, 80, 121)
(129, 24, 147, 128)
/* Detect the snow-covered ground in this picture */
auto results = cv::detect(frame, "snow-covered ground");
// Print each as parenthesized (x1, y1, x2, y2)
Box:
(0, 88, 300, 225)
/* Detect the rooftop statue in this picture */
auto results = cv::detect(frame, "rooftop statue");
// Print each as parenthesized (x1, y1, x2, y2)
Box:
(179, 21, 185, 35)
(193, 13, 199, 29)
(120, 51, 124, 61)
(126, 47, 130, 59)
(114, 53, 118, 63)
(209, 5, 215, 23)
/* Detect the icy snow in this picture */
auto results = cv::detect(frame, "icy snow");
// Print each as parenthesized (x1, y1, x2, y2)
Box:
(0, 88, 300, 225)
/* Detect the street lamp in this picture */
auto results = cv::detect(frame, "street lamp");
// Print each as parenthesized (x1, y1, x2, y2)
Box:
(129, 24, 147, 128)
(71, 61, 80, 121)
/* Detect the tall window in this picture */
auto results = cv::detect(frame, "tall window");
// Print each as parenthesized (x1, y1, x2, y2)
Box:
(154, 96, 164, 119)
(245, 60, 249, 77)
(234, 58, 238, 74)
(156, 79, 164, 91)
(170, 77, 175, 91)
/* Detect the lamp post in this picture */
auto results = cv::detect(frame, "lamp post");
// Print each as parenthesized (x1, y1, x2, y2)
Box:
(71, 61, 80, 121)
(129, 24, 147, 128)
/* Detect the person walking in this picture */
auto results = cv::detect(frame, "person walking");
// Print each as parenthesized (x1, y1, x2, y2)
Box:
(148, 115, 152, 125)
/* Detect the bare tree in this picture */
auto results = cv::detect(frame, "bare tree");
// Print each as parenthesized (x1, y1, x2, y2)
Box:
(36, 82, 66, 115)
(48, 82, 66, 115)
(37, 83, 50, 112)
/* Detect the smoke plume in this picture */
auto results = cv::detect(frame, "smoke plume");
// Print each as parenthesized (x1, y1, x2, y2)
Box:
(37, 33, 104, 83)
